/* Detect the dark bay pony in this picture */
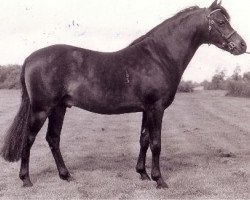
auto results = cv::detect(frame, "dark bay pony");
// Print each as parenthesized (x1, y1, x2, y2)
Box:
(1, 0, 247, 189)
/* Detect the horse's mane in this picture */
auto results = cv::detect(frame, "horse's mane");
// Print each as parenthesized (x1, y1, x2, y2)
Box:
(129, 6, 200, 46)
(129, 4, 230, 46)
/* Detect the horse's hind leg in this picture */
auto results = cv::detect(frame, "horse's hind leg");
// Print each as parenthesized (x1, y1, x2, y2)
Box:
(136, 112, 151, 180)
(19, 110, 48, 187)
(46, 105, 72, 181)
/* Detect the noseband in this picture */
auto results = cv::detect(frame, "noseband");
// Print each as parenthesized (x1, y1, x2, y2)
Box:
(206, 9, 236, 49)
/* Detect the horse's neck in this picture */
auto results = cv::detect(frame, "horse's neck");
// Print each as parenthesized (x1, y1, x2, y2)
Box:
(151, 9, 207, 76)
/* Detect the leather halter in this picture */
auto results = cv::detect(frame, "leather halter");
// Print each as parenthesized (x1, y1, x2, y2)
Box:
(206, 9, 236, 48)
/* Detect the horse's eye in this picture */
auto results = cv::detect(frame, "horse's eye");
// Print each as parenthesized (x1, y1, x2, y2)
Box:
(219, 20, 225, 26)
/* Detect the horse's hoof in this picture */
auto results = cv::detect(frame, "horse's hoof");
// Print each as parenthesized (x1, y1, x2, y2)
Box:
(141, 173, 151, 181)
(156, 180, 168, 189)
(22, 180, 33, 187)
(60, 173, 74, 182)
(66, 175, 74, 182)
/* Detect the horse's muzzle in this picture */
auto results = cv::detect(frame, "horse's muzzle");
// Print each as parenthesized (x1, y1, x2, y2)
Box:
(228, 39, 247, 55)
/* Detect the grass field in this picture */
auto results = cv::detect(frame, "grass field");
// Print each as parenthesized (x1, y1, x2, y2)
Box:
(0, 89, 250, 199)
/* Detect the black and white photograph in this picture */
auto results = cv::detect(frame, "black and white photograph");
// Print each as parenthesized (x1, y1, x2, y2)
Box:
(0, 0, 250, 199)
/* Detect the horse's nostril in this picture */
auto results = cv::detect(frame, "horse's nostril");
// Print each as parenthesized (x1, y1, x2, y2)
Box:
(241, 42, 246, 47)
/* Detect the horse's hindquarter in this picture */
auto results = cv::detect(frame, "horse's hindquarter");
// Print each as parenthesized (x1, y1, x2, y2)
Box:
(24, 45, 72, 111)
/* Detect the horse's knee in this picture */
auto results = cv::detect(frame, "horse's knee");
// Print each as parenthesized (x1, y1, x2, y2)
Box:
(140, 129, 149, 141)
(140, 129, 149, 148)
(150, 140, 161, 154)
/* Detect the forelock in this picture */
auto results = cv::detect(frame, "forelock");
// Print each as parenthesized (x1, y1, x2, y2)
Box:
(213, 5, 231, 21)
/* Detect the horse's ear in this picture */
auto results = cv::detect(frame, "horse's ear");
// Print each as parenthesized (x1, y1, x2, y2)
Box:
(210, 0, 219, 9)
(218, 0, 222, 6)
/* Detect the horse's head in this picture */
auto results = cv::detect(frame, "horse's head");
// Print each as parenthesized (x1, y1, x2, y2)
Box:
(206, 0, 247, 55)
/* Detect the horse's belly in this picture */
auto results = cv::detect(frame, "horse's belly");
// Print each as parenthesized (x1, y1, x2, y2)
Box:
(69, 99, 143, 114)
(64, 88, 143, 114)
(78, 103, 142, 114)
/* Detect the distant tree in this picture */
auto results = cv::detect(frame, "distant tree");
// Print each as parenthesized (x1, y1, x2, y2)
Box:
(225, 66, 250, 98)
(201, 80, 210, 90)
(231, 65, 242, 81)
(202, 67, 228, 90)
(209, 69, 226, 90)
(177, 80, 194, 93)
(243, 72, 250, 82)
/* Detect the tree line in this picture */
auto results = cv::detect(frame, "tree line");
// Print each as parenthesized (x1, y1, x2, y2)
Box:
(0, 65, 21, 89)
(201, 66, 250, 97)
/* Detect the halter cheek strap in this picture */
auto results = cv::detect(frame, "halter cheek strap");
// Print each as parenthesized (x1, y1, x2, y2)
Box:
(206, 9, 236, 43)
(207, 9, 221, 32)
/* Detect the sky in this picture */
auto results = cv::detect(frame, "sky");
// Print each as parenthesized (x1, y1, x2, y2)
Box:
(1, 0, 250, 82)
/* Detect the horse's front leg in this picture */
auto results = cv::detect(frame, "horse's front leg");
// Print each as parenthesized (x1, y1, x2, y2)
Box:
(136, 111, 151, 180)
(147, 104, 168, 189)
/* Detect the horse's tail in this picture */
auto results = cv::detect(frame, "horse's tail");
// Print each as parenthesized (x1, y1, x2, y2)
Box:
(1, 62, 30, 162)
